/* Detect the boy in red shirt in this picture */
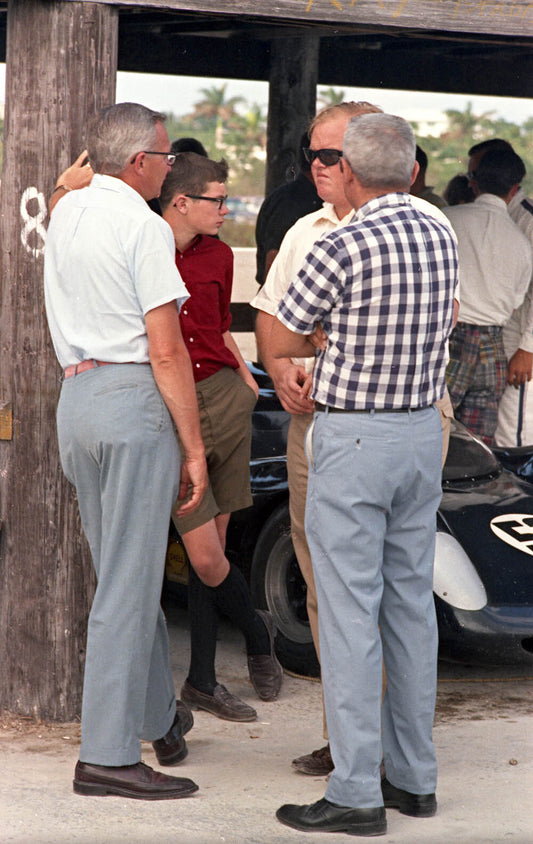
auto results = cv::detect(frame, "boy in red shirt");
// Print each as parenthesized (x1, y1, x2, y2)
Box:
(159, 153, 283, 722)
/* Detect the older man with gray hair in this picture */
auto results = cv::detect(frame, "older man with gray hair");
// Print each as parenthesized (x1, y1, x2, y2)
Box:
(271, 113, 458, 836)
(44, 103, 207, 799)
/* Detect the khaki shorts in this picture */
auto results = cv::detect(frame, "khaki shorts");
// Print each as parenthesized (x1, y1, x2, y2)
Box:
(173, 366, 257, 534)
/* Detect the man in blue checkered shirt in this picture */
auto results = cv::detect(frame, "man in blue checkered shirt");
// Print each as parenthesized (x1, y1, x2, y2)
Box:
(272, 113, 458, 837)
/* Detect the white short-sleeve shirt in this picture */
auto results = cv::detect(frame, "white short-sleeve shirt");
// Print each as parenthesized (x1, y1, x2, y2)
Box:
(44, 174, 188, 369)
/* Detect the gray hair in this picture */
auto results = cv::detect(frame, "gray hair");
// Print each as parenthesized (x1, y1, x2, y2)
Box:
(87, 102, 167, 175)
(343, 113, 416, 190)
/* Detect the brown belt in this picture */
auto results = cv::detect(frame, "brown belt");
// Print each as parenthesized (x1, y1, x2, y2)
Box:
(63, 360, 143, 378)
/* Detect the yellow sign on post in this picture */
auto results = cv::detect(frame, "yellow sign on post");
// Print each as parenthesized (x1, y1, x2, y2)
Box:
(0, 402, 13, 441)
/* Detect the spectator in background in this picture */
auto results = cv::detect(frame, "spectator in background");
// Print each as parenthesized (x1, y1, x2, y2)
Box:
(255, 131, 322, 286)
(444, 148, 532, 445)
(171, 137, 209, 157)
(410, 145, 448, 209)
(443, 174, 475, 206)
(467, 139, 533, 446)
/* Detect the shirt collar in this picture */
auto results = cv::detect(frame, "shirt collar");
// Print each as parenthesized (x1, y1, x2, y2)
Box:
(474, 192, 508, 212)
(91, 173, 149, 207)
(320, 201, 355, 226)
(354, 192, 412, 221)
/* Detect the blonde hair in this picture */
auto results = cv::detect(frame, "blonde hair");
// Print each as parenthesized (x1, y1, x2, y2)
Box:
(308, 101, 383, 136)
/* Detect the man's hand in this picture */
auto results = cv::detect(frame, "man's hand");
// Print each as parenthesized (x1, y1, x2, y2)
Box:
(49, 150, 94, 213)
(308, 322, 327, 352)
(507, 348, 533, 387)
(175, 455, 208, 516)
(271, 360, 314, 414)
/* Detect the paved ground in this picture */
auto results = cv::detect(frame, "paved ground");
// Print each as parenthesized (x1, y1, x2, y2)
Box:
(1, 603, 532, 844)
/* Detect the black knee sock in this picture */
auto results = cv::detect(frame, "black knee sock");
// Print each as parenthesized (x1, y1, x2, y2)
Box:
(211, 564, 270, 656)
(186, 566, 218, 695)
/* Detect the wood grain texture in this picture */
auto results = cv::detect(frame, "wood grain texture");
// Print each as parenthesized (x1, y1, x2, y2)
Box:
(0, 0, 118, 720)
(64, 0, 533, 38)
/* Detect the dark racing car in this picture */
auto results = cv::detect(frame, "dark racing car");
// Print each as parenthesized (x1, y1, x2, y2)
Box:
(165, 364, 533, 677)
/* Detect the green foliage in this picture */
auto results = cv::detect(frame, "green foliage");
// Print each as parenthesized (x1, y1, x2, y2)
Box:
(416, 102, 533, 197)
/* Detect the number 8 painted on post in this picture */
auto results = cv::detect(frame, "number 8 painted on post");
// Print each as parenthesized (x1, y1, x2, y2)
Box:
(20, 186, 48, 259)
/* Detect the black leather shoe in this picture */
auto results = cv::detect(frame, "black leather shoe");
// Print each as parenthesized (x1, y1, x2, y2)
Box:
(152, 701, 194, 766)
(276, 797, 386, 836)
(247, 610, 283, 701)
(73, 761, 198, 800)
(292, 744, 334, 776)
(181, 679, 257, 722)
(381, 777, 437, 817)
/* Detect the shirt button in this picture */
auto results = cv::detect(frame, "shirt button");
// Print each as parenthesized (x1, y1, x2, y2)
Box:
(183, 309, 188, 315)
(195, 363, 200, 368)
(189, 337, 194, 343)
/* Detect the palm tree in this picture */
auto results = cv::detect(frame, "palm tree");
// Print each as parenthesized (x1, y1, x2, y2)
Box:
(443, 101, 495, 143)
(191, 84, 245, 148)
(317, 87, 345, 109)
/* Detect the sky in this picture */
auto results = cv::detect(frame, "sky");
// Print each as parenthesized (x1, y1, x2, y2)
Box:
(0, 65, 532, 131)
(114, 72, 533, 131)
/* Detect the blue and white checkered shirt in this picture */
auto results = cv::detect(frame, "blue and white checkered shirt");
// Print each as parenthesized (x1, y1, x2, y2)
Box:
(277, 193, 458, 410)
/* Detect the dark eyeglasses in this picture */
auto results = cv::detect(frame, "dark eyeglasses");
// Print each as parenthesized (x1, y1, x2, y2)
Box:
(185, 194, 228, 210)
(130, 151, 176, 165)
(302, 148, 343, 167)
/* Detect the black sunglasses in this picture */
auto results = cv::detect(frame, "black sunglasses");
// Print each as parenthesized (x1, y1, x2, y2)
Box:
(302, 148, 343, 167)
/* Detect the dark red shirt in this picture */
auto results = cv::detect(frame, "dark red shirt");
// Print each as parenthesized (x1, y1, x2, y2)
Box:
(176, 235, 239, 383)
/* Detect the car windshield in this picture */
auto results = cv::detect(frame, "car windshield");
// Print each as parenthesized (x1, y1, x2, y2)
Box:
(443, 419, 500, 483)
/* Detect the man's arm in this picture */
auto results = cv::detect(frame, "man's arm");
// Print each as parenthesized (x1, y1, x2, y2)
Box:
(145, 301, 207, 514)
(508, 257, 533, 386)
(255, 310, 314, 414)
(222, 330, 259, 399)
(270, 315, 317, 360)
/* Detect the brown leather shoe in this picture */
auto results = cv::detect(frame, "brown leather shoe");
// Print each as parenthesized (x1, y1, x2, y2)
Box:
(73, 761, 198, 800)
(152, 700, 194, 766)
(247, 610, 283, 701)
(181, 680, 257, 722)
(292, 744, 334, 776)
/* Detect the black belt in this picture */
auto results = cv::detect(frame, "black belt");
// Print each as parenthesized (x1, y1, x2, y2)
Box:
(315, 403, 428, 414)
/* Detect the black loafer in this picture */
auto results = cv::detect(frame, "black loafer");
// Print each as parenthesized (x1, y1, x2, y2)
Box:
(73, 761, 198, 800)
(247, 610, 283, 701)
(276, 797, 387, 836)
(381, 777, 437, 817)
(152, 701, 194, 766)
(181, 680, 257, 722)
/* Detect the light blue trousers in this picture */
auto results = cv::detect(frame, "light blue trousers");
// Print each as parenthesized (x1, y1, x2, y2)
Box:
(57, 364, 180, 766)
(305, 406, 442, 808)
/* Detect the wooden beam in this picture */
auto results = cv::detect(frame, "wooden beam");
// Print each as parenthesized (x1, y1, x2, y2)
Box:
(265, 34, 319, 195)
(61, 0, 533, 40)
(0, 0, 118, 721)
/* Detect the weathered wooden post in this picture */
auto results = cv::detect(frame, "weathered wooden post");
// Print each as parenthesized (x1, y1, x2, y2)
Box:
(265, 34, 320, 195)
(0, 0, 117, 721)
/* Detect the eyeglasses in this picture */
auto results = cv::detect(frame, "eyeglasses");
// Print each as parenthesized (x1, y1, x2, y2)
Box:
(130, 151, 176, 165)
(185, 194, 228, 210)
(302, 148, 343, 167)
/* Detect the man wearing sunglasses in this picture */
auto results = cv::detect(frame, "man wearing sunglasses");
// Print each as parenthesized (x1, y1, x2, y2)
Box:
(253, 100, 381, 776)
(252, 101, 455, 778)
